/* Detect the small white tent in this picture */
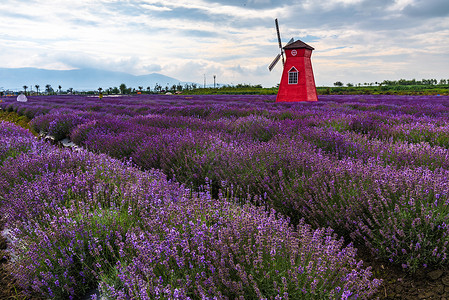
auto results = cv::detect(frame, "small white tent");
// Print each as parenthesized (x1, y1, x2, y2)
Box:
(17, 93, 28, 102)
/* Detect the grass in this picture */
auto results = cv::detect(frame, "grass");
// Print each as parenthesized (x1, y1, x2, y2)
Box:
(0, 110, 38, 136)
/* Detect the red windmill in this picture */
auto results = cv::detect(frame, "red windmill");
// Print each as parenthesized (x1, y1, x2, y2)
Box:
(268, 19, 318, 102)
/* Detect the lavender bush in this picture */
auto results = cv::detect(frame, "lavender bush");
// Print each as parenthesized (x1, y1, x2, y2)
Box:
(0, 121, 38, 163)
(0, 121, 381, 299)
(30, 109, 90, 141)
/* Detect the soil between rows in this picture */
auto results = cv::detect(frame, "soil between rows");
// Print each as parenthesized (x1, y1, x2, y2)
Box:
(0, 216, 21, 300)
(362, 246, 449, 299)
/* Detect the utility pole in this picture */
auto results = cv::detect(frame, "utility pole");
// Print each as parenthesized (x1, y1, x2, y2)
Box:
(213, 75, 216, 88)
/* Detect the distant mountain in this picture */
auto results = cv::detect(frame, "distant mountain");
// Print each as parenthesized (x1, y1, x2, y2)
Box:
(0, 67, 186, 91)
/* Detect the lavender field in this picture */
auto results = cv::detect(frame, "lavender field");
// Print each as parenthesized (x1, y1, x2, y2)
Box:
(2, 93, 449, 299)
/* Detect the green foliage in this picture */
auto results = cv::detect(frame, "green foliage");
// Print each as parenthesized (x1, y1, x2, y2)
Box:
(0, 111, 36, 135)
(316, 82, 449, 95)
(183, 84, 278, 95)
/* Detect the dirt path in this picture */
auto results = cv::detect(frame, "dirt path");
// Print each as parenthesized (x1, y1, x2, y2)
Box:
(0, 216, 20, 299)
(364, 247, 449, 299)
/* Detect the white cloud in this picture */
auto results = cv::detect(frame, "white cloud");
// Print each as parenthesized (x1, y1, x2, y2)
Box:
(140, 4, 172, 11)
(389, 0, 415, 11)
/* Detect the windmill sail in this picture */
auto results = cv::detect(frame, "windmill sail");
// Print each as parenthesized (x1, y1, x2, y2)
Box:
(268, 53, 282, 71)
(275, 19, 285, 66)
(268, 19, 289, 71)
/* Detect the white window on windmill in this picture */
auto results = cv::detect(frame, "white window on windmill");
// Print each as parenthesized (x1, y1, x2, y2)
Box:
(288, 67, 298, 84)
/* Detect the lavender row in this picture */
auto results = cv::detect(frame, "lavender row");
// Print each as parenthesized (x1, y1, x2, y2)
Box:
(0, 121, 380, 299)
(302, 126, 449, 170)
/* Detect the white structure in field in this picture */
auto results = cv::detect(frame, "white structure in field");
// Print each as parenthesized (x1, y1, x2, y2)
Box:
(17, 93, 28, 102)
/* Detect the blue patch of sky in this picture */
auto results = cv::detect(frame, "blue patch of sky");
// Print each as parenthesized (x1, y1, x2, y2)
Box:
(4, 11, 42, 22)
(318, 46, 348, 52)
(68, 18, 101, 28)
(182, 29, 221, 38)
(102, 1, 144, 17)
(0, 32, 72, 45)
(298, 35, 320, 43)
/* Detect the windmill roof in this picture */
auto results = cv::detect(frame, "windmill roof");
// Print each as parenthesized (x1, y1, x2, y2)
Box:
(283, 40, 314, 50)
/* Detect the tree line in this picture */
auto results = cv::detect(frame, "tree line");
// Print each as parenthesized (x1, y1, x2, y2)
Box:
(2, 82, 201, 96)
(6, 83, 262, 96)
(334, 78, 449, 87)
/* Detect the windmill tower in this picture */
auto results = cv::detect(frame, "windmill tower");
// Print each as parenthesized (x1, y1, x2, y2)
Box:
(269, 19, 318, 102)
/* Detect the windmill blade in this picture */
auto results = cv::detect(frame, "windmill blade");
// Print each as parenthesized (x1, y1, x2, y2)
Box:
(286, 38, 294, 45)
(275, 18, 285, 66)
(268, 53, 282, 71)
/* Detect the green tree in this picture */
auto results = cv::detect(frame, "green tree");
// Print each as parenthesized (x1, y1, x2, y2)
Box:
(333, 81, 344, 87)
(35, 84, 40, 95)
(119, 83, 127, 94)
(45, 84, 53, 94)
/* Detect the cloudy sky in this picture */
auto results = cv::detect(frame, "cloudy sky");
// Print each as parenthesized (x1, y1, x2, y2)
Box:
(1, 0, 448, 87)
